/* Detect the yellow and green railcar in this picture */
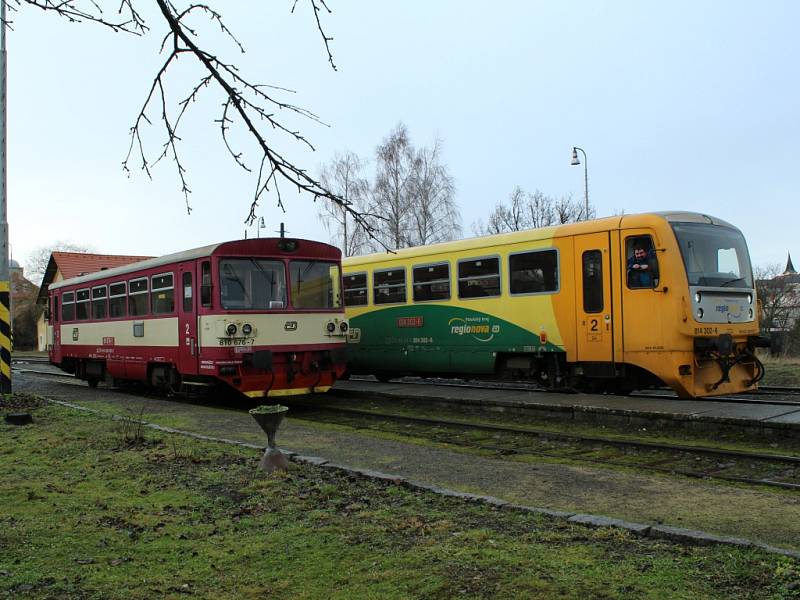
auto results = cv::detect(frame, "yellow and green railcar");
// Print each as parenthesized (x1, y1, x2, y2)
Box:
(342, 212, 767, 398)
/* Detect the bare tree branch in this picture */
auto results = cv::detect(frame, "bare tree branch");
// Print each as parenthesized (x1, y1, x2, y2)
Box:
(18, 0, 386, 246)
(16, 0, 147, 33)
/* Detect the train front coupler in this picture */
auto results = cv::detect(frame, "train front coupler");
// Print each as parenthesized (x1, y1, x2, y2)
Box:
(694, 334, 765, 391)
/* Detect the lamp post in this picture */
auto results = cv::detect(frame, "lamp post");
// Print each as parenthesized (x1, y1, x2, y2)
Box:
(570, 146, 589, 221)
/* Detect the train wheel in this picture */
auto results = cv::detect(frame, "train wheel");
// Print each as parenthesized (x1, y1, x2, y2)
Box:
(375, 373, 394, 383)
(87, 378, 99, 389)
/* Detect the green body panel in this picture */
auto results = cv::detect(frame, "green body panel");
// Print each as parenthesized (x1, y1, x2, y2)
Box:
(347, 304, 562, 375)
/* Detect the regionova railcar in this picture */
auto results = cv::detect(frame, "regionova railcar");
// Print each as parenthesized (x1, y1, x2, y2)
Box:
(45, 238, 349, 398)
(342, 212, 768, 398)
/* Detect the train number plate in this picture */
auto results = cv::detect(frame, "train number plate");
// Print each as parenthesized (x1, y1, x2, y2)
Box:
(218, 337, 256, 346)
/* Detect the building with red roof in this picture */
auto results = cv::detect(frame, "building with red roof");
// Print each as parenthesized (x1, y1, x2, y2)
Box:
(35, 251, 153, 351)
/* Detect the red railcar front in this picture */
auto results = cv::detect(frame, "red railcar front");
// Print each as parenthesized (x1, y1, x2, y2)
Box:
(46, 238, 348, 398)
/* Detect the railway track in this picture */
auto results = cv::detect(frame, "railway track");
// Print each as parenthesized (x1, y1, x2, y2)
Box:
(292, 403, 800, 492)
(15, 365, 800, 491)
(354, 376, 800, 406)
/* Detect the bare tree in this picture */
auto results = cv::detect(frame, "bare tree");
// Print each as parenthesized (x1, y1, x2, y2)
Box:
(317, 151, 371, 257)
(755, 264, 800, 351)
(14, 1, 378, 237)
(25, 241, 92, 284)
(407, 138, 460, 246)
(473, 187, 593, 235)
(370, 123, 417, 251)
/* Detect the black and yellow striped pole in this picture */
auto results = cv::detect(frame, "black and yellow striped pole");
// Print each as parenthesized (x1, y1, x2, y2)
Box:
(0, 0, 10, 395)
(0, 280, 9, 394)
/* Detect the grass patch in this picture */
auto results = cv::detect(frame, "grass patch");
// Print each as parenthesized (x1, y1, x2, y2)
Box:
(1, 400, 799, 599)
(761, 357, 800, 387)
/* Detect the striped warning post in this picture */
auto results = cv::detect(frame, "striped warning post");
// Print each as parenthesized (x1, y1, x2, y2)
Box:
(0, 279, 10, 394)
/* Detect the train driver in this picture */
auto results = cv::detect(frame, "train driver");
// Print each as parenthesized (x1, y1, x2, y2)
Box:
(627, 243, 658, 288)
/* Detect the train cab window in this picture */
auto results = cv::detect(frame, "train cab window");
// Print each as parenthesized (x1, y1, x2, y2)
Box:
(201, 261, 212, 308)
(413, 263, 450, 302)
(343, 272, 368, 307)
(62, 292, 75, 321)
(128, 278, 149, 316)
(53, 296, 59, 323)
(509, 250, 559, 295)
(75, 289, 90, 320)
(458, 257, 500, 299)
(91, 286, 107, 319)
(220, 259, 287, 310)
(109, 282, 127, 318)
(290, 261, 341, 309)
(582, 250, 604, 313)
(374, 269, 406, 304)
(183, 272, 193, 312)
(626, 236, 659, 289)
(151, 273, 175, 314)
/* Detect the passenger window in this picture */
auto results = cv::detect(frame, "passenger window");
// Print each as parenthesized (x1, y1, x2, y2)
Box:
(626, 236, 659, 289)
(509, 250, 559, 294)
(183, 272, 193, 312)
(91, 286, 107, 319)
(53, 296, 59, 323)
(62, 292, 75, 321)
(343, 272, 368, 306)
(582, 250, 604, 313)
(201, 261, 212, 308)
(458, 257, 500, 299)
(374, 269, 406, 304)
(75, 289, 90, 321)
(128, 278, 149, 316)
(151, 273, 175, 315)
(413, 263, 450, 302)
(109, 282, 127, 318)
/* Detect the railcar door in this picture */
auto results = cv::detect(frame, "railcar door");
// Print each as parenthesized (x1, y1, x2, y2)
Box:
(574, 233, 614, 364)
(177, 264, 199, 375)
(50, 292, 62, 364)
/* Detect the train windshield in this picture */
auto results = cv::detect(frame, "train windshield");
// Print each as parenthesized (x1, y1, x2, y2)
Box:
(219, 259, 287, 310)
(290, 261, 342, 309)
(671, 223, 753, 288)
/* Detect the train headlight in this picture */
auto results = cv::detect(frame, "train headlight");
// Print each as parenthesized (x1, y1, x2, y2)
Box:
(749, 308, 754, 319)
(695, 292, 702, 303)
(242, 323, 253, 336)
(747, 294, 753, 304)
(340, 321, 348, 332)
(696, 308, 704, 319)
(326, 322, 336, 333)
(226, 323, 238, 336)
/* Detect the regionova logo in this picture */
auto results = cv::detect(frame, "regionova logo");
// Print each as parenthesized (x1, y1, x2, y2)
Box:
(448, 316, 500, 343)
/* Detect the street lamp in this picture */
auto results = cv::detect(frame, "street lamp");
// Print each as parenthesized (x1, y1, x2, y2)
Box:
(570, 146, 589, 221)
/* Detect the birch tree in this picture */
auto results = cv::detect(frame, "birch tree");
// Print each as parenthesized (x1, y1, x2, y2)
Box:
(407, 139, 460, 246)
(317, 152, 370, 257)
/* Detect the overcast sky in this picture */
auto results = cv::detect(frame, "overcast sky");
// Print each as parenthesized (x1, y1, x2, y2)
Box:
(9, 1, 799, 277)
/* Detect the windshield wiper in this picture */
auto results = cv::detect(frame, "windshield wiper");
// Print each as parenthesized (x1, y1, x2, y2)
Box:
(719, 277, 747, 288)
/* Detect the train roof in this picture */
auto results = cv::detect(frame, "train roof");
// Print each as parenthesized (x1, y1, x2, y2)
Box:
(49, 238, 340, 290)
(344, 211, 740, 267)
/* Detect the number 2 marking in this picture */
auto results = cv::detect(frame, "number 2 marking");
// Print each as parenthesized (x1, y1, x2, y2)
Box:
(185, 323, 190, 335)
(589, 319, 599, 332)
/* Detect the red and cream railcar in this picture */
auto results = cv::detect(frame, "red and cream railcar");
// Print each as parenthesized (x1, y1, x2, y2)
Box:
(45, 238, 349, 398)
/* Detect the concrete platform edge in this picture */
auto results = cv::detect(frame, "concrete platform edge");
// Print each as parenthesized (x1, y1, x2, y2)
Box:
(331, 386, 800, 436)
